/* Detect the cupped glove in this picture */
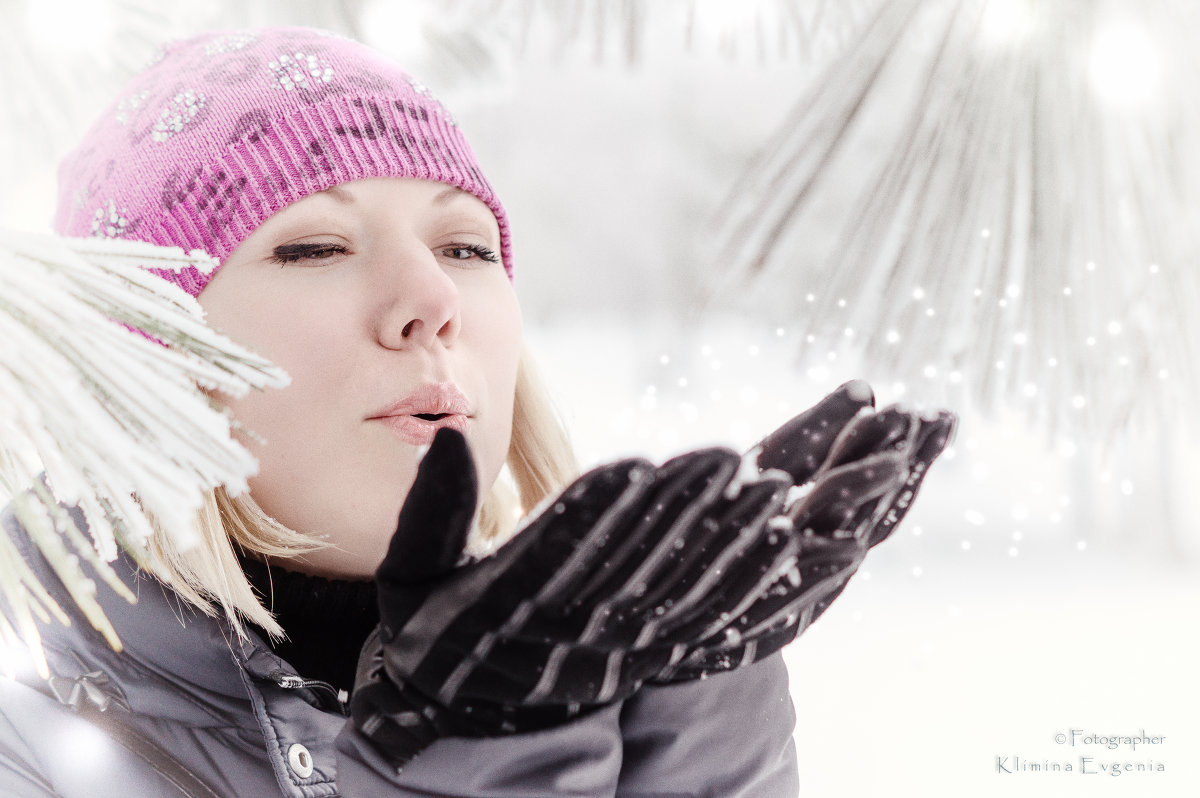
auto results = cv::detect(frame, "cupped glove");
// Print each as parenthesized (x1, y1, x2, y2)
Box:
(350, 427, 798, 769)
(656, 403, 956, 681)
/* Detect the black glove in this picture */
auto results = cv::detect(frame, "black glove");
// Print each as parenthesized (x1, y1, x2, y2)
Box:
(350, 427, 797, 768)
(655, 403, 956, 681)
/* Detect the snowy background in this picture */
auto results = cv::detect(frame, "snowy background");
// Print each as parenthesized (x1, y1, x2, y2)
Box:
(2, 1, 1198, 795)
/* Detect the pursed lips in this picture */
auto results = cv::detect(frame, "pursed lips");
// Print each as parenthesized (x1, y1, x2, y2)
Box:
(370, 383, 472, 446)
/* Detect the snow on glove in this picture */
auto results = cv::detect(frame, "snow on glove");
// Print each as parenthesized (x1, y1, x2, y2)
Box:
(350, 427, 796, 769)
(656, 405, 956, 681)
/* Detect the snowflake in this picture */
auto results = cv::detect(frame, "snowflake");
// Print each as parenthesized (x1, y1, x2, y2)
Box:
(268, 51, 334, 92)
(204, 32, 257, 55)
(90, 199, 130, 238)
(151, 90, 205, 142)
(142, 44, 170, 69)
(115, 89, 149, 125)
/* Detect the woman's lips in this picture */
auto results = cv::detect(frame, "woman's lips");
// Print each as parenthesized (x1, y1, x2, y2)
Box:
(376, 412, 469, 445)
(369, 382, 472, 445)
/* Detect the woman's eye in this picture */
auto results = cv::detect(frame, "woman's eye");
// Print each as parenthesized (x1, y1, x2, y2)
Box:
(270, 243, 347, 265)
(441, 243, 500, 264)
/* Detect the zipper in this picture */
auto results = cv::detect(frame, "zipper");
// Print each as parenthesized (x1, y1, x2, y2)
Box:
(270, 671, 350, 715)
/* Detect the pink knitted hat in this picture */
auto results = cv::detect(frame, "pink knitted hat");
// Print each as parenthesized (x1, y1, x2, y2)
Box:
(55, 27, 512, 295)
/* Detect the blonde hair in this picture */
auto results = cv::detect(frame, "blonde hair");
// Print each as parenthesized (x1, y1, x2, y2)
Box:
(148, 346, 577, 639)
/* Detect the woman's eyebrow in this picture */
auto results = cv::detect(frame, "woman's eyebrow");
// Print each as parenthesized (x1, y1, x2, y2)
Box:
(433, 186, 471, 206)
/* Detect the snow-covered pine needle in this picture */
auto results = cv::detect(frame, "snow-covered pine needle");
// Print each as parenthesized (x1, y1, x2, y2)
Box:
(0, 230, 288, 676)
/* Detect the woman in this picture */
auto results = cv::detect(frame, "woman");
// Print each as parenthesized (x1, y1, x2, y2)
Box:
(0, 26, 952, 797)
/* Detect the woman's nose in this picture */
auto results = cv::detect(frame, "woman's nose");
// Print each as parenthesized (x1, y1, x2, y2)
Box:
(374, 248, 462, 351)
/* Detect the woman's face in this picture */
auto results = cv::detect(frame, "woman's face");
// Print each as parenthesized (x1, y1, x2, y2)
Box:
(199, 177, 521, 578)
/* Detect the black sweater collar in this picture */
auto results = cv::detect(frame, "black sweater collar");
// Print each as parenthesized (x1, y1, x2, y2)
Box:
(240, 556, 380, 693)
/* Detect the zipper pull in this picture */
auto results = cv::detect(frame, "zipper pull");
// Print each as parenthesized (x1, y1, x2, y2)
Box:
(270, 671, 350, 714)
(274, 674, 307, 689)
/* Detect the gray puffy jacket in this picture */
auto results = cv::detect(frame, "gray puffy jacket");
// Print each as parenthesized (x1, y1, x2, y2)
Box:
(0, 506, 799, 797)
